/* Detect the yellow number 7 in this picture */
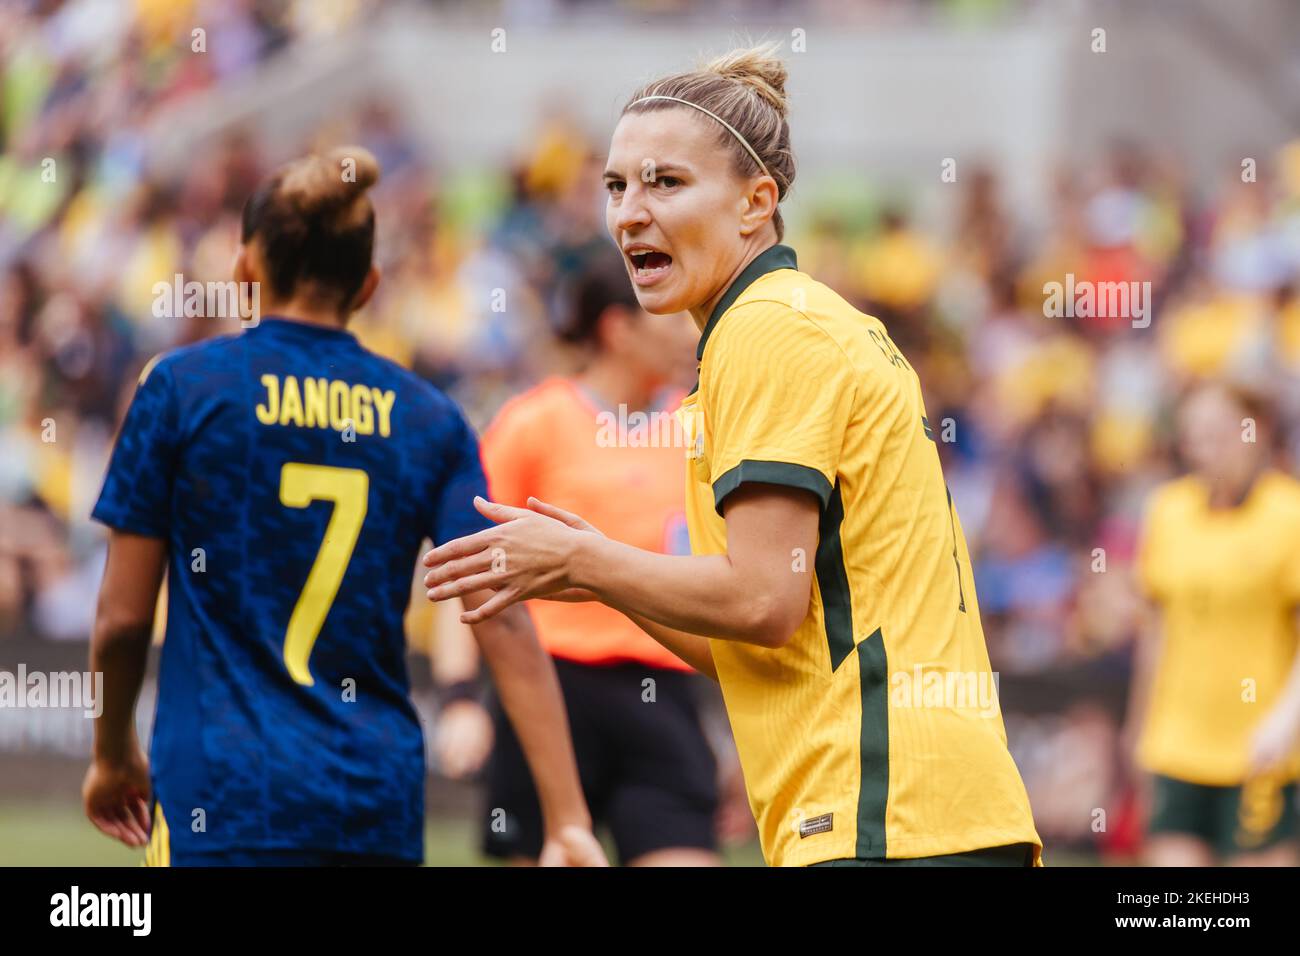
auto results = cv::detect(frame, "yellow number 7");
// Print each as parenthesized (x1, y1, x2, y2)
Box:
(278, 463, 369, 686)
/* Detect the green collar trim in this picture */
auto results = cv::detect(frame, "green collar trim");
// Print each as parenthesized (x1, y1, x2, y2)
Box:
(695, 243, 798, 361)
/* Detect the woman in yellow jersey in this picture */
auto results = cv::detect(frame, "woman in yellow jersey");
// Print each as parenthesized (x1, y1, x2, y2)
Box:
(1126, 382, 1300, 866)
(423, 44, 1042, 866)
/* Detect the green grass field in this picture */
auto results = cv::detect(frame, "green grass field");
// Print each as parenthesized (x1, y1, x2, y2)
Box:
(5, 798, 1112, 866)
(0, 800, 766, 866)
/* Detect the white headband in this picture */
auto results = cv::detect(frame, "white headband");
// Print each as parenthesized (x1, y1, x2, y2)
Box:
(629, 95, 772, 179)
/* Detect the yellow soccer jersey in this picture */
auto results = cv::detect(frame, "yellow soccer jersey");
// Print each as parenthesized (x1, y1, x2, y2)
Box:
(1136, 470, 1300, 785)
(677, 244, 1041, 866)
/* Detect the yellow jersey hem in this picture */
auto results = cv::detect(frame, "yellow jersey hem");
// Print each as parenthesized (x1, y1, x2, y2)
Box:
(778, 827, 1043, 867)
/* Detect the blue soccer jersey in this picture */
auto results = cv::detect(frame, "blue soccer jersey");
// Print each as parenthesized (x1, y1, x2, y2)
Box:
(92, 317, 493, 862)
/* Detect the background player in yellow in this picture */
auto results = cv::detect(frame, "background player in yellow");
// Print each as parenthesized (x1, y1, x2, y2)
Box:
(423, 44, 1041, 866)
(1126, 381, 1300, 866)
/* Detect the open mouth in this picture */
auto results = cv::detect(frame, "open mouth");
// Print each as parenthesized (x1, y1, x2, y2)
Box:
(627, 248, 673, 281)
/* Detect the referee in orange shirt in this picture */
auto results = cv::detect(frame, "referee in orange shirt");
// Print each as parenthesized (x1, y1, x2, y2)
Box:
(434, 255, 722, 865)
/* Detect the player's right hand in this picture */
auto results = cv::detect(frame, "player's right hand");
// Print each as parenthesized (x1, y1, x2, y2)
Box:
(538, 825, 610, 867)
(83, 746, 152, 848)
(524, 499, 604, 604)
(1248, 699, 1300, 776)
(434, 700, 494, 779)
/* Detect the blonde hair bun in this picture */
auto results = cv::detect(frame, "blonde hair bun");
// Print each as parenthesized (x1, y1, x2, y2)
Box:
(701, 43, 789, 118)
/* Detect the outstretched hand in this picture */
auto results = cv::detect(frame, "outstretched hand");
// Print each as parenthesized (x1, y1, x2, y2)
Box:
(422, 497, 603, 624)
(524, 498, 605, 603)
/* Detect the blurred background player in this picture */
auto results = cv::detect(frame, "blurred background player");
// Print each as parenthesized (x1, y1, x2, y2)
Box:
(433, 254, 729, 865)
(1126, 381, 1300, 866)
(82, 146, 604, 866)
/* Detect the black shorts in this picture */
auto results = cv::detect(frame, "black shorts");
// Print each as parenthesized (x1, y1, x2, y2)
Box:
(481, 657, 719, 863)
(810, 843, 1037, 867)
(1148, 773, 1299, 857)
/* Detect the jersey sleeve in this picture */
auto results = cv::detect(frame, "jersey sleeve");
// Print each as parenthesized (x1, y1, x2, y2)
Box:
(703, 303, 857, 516)
(429, 410, 495, 545)
(91, 357, 181, 537)
(479, 397, 539, 509)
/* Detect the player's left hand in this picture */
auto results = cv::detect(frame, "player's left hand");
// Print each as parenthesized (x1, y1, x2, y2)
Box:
(538, 825, 610, 867)
(434, 699, 494, 779)
(423, 497, 598, 624)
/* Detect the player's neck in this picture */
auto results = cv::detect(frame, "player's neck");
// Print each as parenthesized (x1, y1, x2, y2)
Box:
(260, 298, 351, 331)
(690, 229, 781, 330)
(1204, 462, 1265, 510)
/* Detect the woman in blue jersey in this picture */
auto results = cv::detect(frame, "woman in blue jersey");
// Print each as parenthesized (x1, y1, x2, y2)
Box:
(82, 146, 605, 867)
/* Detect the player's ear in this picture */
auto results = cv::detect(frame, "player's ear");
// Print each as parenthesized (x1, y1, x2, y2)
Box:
(350, 264, 381, 312)
(738, 175, 778, 237)
(233, 241, 270, 291)
(232, 244, 253, 285)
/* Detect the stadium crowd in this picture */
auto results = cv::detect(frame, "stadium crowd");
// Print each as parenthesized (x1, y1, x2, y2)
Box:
(4, 0, 1300, 856)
